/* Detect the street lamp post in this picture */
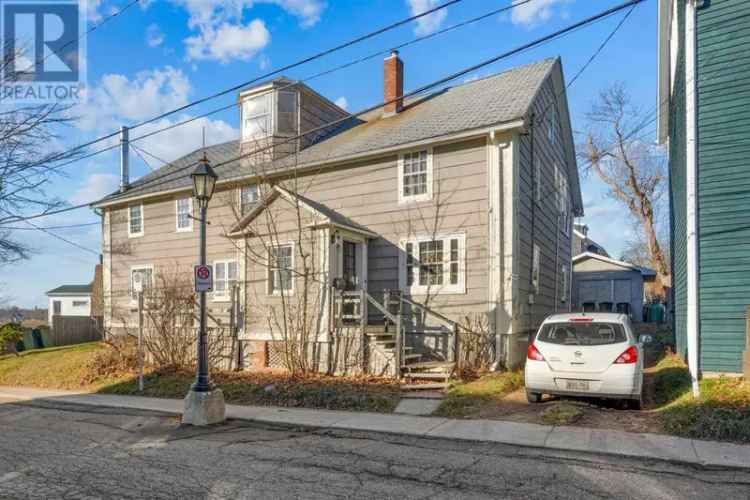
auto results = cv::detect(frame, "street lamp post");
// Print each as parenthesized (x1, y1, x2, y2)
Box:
(182, 152, 225, 426)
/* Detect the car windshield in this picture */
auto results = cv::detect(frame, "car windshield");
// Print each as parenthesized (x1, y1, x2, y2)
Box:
(536, 322, 627, 346)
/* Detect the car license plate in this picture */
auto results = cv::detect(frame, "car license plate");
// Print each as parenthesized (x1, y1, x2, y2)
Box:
(565, 380, 590, 391)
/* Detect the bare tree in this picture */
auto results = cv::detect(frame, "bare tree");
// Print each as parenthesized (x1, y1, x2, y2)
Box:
(0, 48, 80, 263)
(579, 83, 670, 295)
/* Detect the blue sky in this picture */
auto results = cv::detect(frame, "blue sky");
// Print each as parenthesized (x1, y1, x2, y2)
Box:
(6, 0, 660, 307)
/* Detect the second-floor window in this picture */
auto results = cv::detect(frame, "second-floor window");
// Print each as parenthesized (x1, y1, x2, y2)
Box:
(242, 91, 299, 141)
(72, 300, 88, 307)
(128, 204, 143, 237)
(243, 93, 272, 141)
(240, 184, 259, 215)
(213, 260, 238, 301)
(399, 149, 432, 203)
(176, 197, 192, 231)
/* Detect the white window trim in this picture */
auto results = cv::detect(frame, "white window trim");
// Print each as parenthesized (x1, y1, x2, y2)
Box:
(129, 264, 154, 304)
(238, 184, 259, 214)
(398, 233, 466, 295)
(212, 258, 238, 302)
(560, 264, 568, 303)
(242, 92, 273, 142)
(534, 161, 542, 204)
(175, 197, 193, 233)
(397, 147, 433, 204)
(127, 203, 144, 238)
(267, 241, 295, 296)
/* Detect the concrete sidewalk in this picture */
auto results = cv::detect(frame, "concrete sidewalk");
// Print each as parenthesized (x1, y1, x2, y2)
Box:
(1, 386, 748, 470)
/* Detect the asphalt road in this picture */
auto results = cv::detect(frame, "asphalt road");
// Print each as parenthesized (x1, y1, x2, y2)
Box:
(1, 398, 748, 499)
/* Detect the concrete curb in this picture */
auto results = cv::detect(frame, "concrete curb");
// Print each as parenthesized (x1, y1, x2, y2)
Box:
(2, 386, 749, 471)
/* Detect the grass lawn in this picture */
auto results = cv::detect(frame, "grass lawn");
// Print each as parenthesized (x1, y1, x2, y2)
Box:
(0, 342, 127, 390)
(433, 371, 524, 418)
(649, 355, 750, 443)
(0, 342, 401, 413)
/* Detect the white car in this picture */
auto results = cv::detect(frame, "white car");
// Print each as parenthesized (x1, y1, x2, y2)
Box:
(524, 313, 650, 409)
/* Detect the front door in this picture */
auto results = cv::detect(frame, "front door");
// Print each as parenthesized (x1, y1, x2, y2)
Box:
(342, 240, 358, 291)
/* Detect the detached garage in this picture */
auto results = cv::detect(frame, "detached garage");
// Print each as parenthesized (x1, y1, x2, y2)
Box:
(572, 252, 656, 322)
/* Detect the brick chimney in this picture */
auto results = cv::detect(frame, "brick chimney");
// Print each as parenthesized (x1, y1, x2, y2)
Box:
(383, 50, 403, 116)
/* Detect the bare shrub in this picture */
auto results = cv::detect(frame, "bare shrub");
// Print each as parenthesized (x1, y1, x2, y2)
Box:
(456, 313, 495, 376)
(82, 335, 138, 383)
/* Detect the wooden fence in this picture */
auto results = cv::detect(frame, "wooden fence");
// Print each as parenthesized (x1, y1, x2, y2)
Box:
(50, 315, 102, 346)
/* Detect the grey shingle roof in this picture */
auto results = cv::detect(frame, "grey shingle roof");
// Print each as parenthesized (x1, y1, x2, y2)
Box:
(46, 284, 92, 295)
(94, 58, 558, 206)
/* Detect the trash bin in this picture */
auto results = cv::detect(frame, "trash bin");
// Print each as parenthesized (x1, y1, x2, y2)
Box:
(31, 328, 44, 349)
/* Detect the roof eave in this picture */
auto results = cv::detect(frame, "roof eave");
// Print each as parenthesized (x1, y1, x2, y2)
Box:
(656, 0, 672, 145)
(91, 120, 527, 210)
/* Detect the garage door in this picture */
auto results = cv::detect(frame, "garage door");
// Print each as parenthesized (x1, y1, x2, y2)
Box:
(578, 280, 611, 304)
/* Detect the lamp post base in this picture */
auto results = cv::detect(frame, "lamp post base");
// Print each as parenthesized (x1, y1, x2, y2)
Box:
(182, 388, 226, 426)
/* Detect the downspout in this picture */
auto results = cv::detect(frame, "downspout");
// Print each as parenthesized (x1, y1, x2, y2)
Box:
(685, 0, 700, 397)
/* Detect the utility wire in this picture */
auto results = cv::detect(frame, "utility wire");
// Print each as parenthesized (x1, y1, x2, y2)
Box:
(13, 0, 142, 79)
(7, 0, 645, 225)
(20, 219, 100, 256)
(137, 0, 647, 195)
(129, 0, 538, 146)
(32, 0, 464, 164)
(0, 221, 99, 231)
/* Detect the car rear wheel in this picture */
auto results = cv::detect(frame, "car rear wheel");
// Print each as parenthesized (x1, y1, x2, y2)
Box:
(526, 390, 542, 403)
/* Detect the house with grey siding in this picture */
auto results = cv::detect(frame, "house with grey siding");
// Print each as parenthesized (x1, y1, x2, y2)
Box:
(657, 0, 750, 381)
(92, 54, 582, 375)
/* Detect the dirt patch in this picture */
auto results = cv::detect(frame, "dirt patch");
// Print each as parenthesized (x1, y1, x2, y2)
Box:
(461, 388, 663, 433)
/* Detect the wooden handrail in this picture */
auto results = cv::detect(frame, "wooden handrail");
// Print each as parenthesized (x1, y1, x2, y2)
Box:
(364, 291, 397, 324)
(399, 295, 458, 331)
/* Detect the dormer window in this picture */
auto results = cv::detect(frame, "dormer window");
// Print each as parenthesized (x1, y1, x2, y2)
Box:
(241, 90, 298, 141)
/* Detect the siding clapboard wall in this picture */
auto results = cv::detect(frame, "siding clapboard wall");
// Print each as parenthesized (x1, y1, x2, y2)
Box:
(696, 0, 750, 372)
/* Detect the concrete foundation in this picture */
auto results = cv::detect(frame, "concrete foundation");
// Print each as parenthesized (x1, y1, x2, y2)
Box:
(182, 389, 226, 426)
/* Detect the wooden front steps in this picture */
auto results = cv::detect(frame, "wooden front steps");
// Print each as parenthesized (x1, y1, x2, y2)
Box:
(364, 322, 455, 391)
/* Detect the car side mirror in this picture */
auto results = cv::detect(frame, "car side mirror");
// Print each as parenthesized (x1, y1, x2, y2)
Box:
(638, 334, 653, 345)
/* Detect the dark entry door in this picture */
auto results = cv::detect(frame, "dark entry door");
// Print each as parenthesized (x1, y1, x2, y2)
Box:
(342, 241, 358, 290)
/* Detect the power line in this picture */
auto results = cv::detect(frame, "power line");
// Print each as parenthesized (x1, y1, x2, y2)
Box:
(0, 221, 99, 231)
(12, 0, 142, 80)
(32, 0, 464, 167)
(7, 0, 645, 224)
(20, 219, 100, 256)
(128, 0, 538, 147)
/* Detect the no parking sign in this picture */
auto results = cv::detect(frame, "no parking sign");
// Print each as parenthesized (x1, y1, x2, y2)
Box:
(194, 265, 213, 292)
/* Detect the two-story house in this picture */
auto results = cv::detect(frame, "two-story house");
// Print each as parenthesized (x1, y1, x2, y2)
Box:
(92, 54, 583, 375)
(657, 0, 750, 382)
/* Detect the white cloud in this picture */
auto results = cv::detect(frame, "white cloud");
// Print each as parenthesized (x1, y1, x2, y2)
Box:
(185, 19, 270, 63)
(334, 96, 348, 110)
(510, 0, 570, 27)
(407, 0, 447, 36)
(85, 0, 104, 21)
(70, 173, 119, 205)
(146, 23, 165, 47)
(258, 54, 270, 70)
(169, 0, 325, 63)
(76, 66, 191, 131)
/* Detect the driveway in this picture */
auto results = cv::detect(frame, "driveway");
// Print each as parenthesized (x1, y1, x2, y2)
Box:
(1, 398, 748, 499)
